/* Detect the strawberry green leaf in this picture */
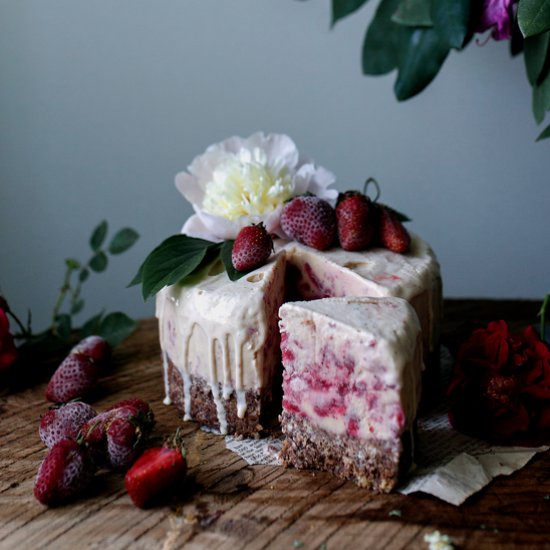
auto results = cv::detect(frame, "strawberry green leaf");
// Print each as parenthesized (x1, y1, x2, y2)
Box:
(363, 0, 404, 75)
(81, 311, 105, 337)
(394, 27, 450, 100)
(89, 251, 108, 273)
(90, 220, 108, 251)
(96, 312, 137, 347)
(518, 0, 550, 38)
(108, 228, 140, 255)
(332, 0, 371, 26)
(220, 240, 248, 281)
(392, 0, 432, 27)
(65, 258, 81, 270)
(54, 314, 72, 341)
(536, 122, 550, 140)
(139, 235, 220, 300)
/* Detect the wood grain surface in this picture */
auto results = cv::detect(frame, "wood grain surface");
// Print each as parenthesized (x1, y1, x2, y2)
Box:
(1, 300, 550, 550)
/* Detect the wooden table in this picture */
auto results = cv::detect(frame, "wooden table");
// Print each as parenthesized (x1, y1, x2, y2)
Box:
(1, 299, 549, 549)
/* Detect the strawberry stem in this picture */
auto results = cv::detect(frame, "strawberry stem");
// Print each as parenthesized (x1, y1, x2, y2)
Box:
(363, 177, 381, 202)
(539, 293, 550, 343)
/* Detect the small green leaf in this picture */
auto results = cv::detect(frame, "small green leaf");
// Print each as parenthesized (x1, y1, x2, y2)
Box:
(220, 240, 248, 281)
(65, 258, 81, 270)
(140, 235, 221, 300)
(394, 27, 450, 100)
(108, 228, 139, 255)
(518, 0, 550, 38)
(332, 0, 371, 25)
(524, 31, 550, 85)
(79, 268, 90, 283)
(96, 312, 137, 347)
(89, 251, 108, 272)
(532, 66, 550, 123)
(90, 220, 108, 251)
(536, 122, 550, 140)
(128, 261, 144, 287)
(71, 299, 85, 315)
(363, 0, 404, 75)
(431, 0, 470, 50)
(81, 311, 104, 337)
(392, 0, 432, 27)
(54, 314, 72, 341)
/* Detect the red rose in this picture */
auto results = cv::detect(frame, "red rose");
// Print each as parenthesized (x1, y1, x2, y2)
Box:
(0, 308, 17, 372)
(448, 321, 550, 441)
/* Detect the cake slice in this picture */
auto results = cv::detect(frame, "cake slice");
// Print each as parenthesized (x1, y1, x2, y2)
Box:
(156, 251, 287, 436)
(279, 296, 423, 492)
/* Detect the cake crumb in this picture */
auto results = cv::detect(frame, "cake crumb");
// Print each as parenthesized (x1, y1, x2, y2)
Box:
(424, 530, 454, 550)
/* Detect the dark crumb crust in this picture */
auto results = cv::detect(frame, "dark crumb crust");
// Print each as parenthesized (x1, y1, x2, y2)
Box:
(167, 357, 279, 437)
(279, 411, 413, 493)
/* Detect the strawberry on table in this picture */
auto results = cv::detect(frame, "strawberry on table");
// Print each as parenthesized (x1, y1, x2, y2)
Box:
(336, 191, 375, 251)
(79, 398, 154, 470)
(70, 335, 111, 368)
(45, 354, 101, 403)
(34, 439, 94, 506)
(125, 431, 187, 509)
(280, 195, 337, 251)
(231, 223, 274, 272)
(39, 401, 97, 449)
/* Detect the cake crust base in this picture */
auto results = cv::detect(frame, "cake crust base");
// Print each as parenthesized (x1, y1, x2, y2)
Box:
(279, 411, 413, 493)
(167, 358, 279, 437)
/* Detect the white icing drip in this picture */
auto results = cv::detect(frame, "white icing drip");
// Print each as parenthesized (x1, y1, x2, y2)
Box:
(182, 369, 192, 421)
(162, 350, 171, 405)
(236, 388, 248, 419)
(210, 382, 228, 434)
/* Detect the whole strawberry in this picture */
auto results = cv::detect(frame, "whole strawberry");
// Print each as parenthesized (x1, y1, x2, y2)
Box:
(45, 354, 100, 403)
(79, 398, 154, 470)
(39, 401, 97, 449)
(231, 223, 273, 272)
(125, 432, 187, 509)
(336, 192, 375, 251)
(280, 195, 336, 250)
(70, 335, 111, 368)
(34, 439, 94, 506)
(378, 205, 411, 254)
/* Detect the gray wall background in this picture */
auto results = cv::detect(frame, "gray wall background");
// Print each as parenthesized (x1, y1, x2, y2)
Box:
(1, 0, 549, 333)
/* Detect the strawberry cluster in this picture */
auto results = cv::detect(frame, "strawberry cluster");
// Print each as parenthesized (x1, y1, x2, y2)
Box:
(229, 184, 411, 273)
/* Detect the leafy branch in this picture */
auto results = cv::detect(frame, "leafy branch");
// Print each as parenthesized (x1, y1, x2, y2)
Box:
(325, 0, 550, 140)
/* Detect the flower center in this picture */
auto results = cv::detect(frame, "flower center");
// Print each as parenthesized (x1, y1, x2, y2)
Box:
(201, 148, 294, 221)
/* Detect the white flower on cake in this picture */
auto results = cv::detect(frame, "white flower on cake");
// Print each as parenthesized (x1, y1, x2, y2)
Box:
(175, 132, 337, 241)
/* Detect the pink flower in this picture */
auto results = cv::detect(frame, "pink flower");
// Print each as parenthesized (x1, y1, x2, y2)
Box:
(0, 308, 17, 372)
(475, 0, 517, 41)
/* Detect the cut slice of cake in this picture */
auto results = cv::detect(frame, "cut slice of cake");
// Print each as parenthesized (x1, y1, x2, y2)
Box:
(156, 251, 287, 437)
(279, 296, 423, 492)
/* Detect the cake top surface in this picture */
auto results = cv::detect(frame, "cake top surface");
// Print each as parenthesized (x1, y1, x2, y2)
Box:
(279, 296, 420, 343)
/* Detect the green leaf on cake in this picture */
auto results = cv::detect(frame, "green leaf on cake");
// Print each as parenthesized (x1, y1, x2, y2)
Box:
(394, 27, 450, 100)
(518, 0, 550, 38)
(392, 0, 432, 27)
(108, 228, 140, 255)
(90, 220, 108, 251)
(363, 0, 404, 75)
(536, 122, 550, 140)
(431, 0, 470, 50)
(137, 235, 221, 300)
(332, 0, 371, 26)
(220, 240, 249, 281)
